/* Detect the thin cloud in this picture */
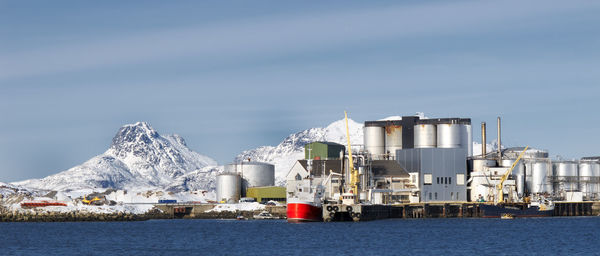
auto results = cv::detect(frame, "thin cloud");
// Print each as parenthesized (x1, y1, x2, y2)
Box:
(0, 0, 597, 80)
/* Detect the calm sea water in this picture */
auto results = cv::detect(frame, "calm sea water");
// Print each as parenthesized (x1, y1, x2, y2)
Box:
(2, 217, 600, 255)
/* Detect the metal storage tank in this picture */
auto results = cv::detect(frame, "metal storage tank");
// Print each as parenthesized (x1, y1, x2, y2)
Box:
(437, 123, 461, 148)
(384, 125, 402, 157)
(579, 160, 595, 197)
(462, 124, 473, 156)
(226, 162, 275, 188)
(528, 160, 551, 194)
(414, 124, 436, 148)
(216, 173, 241, 203)
(554, 161, 578, 192)
(501, 159, 525, 196)
(364, 125, 385, 159)
(594, 162, 600, 198)
(472, 159, 497, 172)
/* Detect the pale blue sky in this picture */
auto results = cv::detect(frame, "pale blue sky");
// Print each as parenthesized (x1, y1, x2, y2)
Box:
(1, 0, 599, 182)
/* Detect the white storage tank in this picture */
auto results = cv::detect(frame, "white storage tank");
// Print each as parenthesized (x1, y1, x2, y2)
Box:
(364, 125, 386, 159)
(414, 124, 436, 148)
(216, 173, 241, 203)
(226, 162, 275, 188)
(384, 124, 402, 157)
(462, 124, 473, 156)
(579, 160, 595, 198)
(472, 159, 497, 172)
(527, 160, 551, 194)
(437, 123, 462, 148)
(553, 161, 578, 193)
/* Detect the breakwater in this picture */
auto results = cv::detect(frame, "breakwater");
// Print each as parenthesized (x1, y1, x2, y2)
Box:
(0, 208, 169, 222)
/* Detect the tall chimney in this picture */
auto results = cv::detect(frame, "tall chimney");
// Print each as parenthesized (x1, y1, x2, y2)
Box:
(497, 117, 502, 160)
(481, 122, 487, 158)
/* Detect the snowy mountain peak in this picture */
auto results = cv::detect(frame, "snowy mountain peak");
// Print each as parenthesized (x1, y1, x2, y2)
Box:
(14, 122, 217, 192)
(110, 121, 159, 151)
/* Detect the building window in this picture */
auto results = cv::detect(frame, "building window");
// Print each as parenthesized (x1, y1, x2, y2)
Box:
(434, 192, 438, 200)
(449, 177, 452, 185)
(444, 177, 448, 184)
(295, 174, 302, 181)
(424, 174, 432, 185)
(437, 177, 440, 184)
(429, 193, 432, 200)
(451, 192, 454, 199)
(456, 174, 465, 185)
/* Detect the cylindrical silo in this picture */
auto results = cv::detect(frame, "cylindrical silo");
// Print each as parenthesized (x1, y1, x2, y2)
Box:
(529, 160, 550, 194)
(238, 162, 275, 188)
(437, 123, 462, 148)
(472, 158, 497, 172)
(364, 125, 385, 160)
(414, 124, 436, 148)
(579, 160, 594, 198)
(225, 162, 275, 197)
(463, 124, 473, 156)
(554, 161, 578, 193)
(216, 173, 241, 203)
(588, 161, 600, 199)
(384, 124, 402, 158)
(501, 159, 525, 196)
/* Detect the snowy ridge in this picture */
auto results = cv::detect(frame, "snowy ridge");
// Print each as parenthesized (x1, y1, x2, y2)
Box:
(235, 118, 363, 185)
(13, 122, 217, 192)
(0, 182, 35, 198)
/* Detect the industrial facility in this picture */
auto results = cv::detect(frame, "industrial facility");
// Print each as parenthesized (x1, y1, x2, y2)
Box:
(216, 161, 285, 204)
(286, 113, 600, 222)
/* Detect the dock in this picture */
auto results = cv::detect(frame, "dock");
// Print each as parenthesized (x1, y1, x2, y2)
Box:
(323, 201, 600, 222)
(153, 203, 287, 219)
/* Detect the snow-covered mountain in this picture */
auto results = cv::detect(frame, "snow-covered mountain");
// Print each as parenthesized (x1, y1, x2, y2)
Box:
(235, 119, 363, 185)
(13, 122, 217, 192)
(0, 182, 35, 198)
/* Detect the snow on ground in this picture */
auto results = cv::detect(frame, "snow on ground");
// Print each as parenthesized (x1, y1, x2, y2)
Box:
(9, 201, 155, 215)
(208, 202, 265, 212)
(1, 188, 217, 215)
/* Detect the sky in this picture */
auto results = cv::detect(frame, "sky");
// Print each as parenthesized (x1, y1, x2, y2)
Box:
(1, 0, 599, 182)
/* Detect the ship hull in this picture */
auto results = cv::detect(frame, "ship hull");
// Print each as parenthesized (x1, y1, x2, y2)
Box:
(287, 201, 322, 222)
(480, 204, 553, 218)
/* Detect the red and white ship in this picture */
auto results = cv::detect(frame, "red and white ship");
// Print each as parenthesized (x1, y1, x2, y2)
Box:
(286, 197, 322, 222)
(286, 166, 327, 222)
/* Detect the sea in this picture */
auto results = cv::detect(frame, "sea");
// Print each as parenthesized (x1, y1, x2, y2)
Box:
(2, 217, 600, 255)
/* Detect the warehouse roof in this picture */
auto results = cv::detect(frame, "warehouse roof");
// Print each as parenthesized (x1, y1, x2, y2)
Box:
(305, 141, 344, 146)
(371, 160, 410, 177)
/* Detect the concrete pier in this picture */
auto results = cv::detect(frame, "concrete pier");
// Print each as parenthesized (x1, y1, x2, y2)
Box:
(154, 203, 286, 219)
(322, 202, 600, 222)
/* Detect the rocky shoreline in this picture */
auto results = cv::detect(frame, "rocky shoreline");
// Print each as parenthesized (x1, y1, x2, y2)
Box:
(0, 208, 170, 222)
(0, 208, 287, 222)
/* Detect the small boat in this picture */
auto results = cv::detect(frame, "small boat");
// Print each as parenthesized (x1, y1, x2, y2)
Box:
(501, 213, 515, 219)
(480, 199, 554, 218)
(253, 211, 279, 220)
(236, 215, 246, 220)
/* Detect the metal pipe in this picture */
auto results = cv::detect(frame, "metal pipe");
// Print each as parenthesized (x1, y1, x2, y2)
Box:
(497, 117, 502, 161)
(481, 122, 487, 158)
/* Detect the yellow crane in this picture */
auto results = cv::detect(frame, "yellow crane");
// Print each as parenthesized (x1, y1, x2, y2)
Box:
(344, 111, 359, 198)
(496, 146, 528, 204)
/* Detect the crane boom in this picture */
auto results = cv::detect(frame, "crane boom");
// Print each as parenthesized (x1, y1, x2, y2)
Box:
(497, 146, 528, 204)
(344, 111, 359, 197)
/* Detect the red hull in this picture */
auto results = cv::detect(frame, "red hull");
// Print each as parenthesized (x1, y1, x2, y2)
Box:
(287, 202, 322, 222)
